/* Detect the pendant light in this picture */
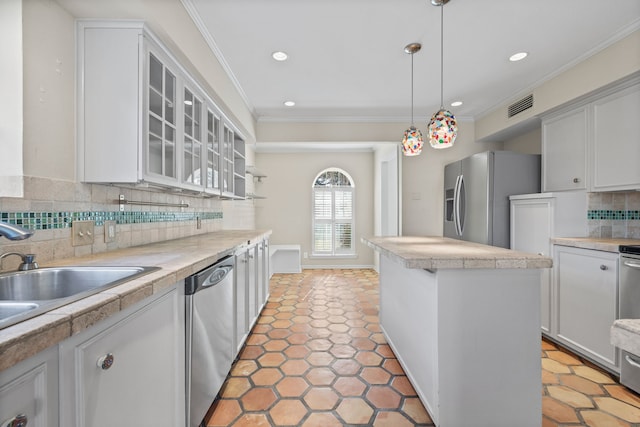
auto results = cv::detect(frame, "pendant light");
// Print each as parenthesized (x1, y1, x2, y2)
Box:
(401, 43, 424, 156)
(428, 0, 458, 149)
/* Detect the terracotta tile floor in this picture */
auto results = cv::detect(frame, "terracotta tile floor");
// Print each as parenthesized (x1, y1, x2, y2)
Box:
(206, 269, 640, 427)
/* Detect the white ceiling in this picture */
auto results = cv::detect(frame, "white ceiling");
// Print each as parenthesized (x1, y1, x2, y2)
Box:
(185, 0, 640, 123)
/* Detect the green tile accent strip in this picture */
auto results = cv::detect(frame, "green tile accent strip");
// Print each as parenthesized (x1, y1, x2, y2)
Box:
(588, 210, 640, 220)
(0, 211, 222, 230)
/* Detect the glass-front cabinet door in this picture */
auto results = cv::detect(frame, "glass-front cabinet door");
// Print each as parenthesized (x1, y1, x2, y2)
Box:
(182, 87, 203, 188)
(206, 109, 221, 195)
(147, 52, 177, 181)
(222, 125, 235, 196)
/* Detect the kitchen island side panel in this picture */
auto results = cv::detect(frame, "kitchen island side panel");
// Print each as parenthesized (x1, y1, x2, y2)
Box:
(378, 254, 542, 427)
(437, 268, 542, 426)
(379, 255, 440, 423)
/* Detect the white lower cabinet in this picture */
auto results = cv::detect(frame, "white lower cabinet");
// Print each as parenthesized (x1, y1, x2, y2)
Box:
(59, 287, 185, 427)
(234, 239, 270, 357)
(554, 245, 619, 371)
(510, 192, 588, 336)
(511, 197, 553, 334)
(234, 248, 248, 356)
(247, 244, 257, 328)
(256, 240, 269, 312)
(0, 346, 58, 427)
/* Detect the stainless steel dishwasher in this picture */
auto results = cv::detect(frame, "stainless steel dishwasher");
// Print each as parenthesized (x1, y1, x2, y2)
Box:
(185, 255, 234, 427)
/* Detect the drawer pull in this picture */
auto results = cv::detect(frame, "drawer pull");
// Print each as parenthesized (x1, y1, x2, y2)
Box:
(1, 414, 28, 427)
(600, 265, 608, 271)
(97, 353, 114, 370)
(573, 177, 581, 183)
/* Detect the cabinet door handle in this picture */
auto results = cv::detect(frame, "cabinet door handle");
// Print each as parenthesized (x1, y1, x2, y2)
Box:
(1, 414, 28, 427)
(97, 353, 114, 370)
(573, 177, 581, 183)
(600, 265, 608, 270)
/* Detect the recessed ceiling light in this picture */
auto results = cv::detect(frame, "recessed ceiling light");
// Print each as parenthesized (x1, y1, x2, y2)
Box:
(509, 52, 528, 62)
(284, 101, 295, 107)
(272, 51, 288, 61)
(451, 101, 463, 107)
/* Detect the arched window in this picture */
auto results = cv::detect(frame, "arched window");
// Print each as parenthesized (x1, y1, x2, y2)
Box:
(312, 168, 355, 256)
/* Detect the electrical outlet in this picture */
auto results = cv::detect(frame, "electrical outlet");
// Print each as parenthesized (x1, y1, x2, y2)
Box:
(303, 252, 308, 259)
(104, 220, 116, 243)
(72, 220, 95, 246)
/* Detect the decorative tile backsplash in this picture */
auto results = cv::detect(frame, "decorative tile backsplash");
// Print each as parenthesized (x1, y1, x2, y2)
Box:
(0, 210, 223, 229)
(588, 192, 640, 239)
(0, 177, 254, 271)
(587, 210, 640, 220)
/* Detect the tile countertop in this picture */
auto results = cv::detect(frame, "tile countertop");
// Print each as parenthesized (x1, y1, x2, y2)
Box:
(0, 229, 271, 372)
(362, 236, 552, 270)
(551, 237, 640, 253)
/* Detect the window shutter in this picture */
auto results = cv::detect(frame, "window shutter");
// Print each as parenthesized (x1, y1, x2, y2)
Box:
(314, 190, 332, 220)
(312, 170, 355, 256)
(334, 189, 353, 220)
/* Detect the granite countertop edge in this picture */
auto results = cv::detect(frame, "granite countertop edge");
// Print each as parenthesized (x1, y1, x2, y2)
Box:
(551, 237, 640, 253)
(0, 229, 271, 372)
(612, 319, 640, 357)
(362, 236, 553, 270)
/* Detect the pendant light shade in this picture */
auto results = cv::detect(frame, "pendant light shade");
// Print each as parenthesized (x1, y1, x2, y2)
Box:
(429, 0, 457, 149)
(428, 108, 457, 149)
(402, 126, 424, 156)
(402, 43, 423, 156)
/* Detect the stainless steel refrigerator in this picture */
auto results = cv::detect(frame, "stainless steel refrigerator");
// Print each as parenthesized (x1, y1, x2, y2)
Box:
(444, 151, 540, 248)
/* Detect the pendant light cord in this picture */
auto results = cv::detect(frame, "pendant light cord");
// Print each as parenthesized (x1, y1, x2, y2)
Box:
(410, 52, 415, 127)
(439, 4, 444, 110)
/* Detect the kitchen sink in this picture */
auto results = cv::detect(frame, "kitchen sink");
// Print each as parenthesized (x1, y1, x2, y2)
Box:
(0, 302, 39, 319)
(0, 266, 159, 329)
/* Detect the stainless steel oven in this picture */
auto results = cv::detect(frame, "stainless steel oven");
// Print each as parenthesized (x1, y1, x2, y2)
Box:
(618, 246, 640, 393)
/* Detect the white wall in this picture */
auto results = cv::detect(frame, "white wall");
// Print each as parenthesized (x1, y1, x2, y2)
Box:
(255, 151, 374, 268)
(23, 0, 75, 181)
(0, 0, 24, 197)
(503, 128, 541, 155)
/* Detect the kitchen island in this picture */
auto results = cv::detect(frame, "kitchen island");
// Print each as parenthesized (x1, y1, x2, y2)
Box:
(363, 236, 552, 427)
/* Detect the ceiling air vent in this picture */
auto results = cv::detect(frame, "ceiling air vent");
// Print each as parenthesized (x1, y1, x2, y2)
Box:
(507, 94, 534, 118)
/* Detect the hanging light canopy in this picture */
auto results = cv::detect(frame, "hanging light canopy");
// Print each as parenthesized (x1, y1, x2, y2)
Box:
(428, 0, 458, 149)
(401, 42, 424, 156)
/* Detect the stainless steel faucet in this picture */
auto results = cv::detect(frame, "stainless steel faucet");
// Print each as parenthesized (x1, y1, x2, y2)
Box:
(0, 222, 34, 240)
(0, 222, 38, 271)
(0, 252, 39, 271)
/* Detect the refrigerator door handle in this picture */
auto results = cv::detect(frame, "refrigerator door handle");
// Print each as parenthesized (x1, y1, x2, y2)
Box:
(453, 174, 462, 236)
(456, 175, 466, 236)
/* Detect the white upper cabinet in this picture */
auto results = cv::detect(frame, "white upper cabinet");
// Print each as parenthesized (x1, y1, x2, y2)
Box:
(591, 83, 640, 192)
(77, 21, 247, 198)
(542, 79, 640, 193)
(542, 107, 588, 192)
